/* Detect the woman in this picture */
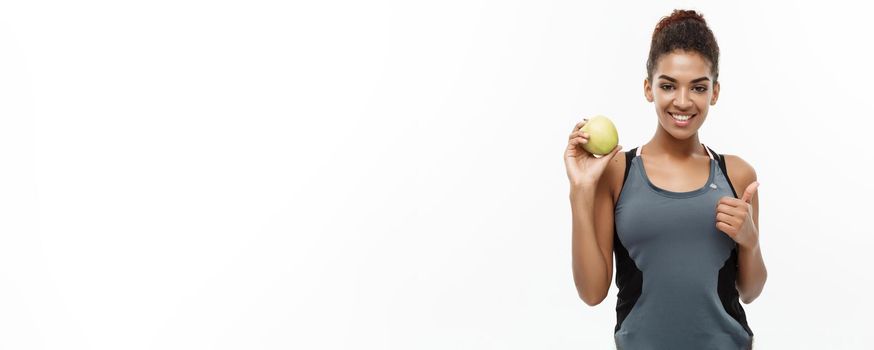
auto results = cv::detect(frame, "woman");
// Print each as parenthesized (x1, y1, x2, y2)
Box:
(563, 10, 766, 349)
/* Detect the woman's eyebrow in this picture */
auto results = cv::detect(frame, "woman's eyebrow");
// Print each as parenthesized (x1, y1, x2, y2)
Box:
(657, 75, 710, 83)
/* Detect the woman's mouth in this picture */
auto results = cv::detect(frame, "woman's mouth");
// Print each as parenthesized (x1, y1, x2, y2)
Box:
(669, 112, 696, 127)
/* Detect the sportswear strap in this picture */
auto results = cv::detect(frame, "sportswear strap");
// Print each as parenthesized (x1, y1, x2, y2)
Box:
(622, 147, 638, 186)
(705, 145, 740, 199)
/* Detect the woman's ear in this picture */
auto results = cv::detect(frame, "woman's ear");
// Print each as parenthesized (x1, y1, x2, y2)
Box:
(644, 78, 654, 102)
(710, 81, 720, 105)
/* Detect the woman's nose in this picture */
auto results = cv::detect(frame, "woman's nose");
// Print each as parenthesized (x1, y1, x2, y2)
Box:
(673, 89, 692, 108)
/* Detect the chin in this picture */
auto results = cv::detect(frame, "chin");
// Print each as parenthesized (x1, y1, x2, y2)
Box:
(668, 131, 698, 140)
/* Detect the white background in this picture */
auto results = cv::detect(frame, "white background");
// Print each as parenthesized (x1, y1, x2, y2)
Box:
(1, 0, 872, 349)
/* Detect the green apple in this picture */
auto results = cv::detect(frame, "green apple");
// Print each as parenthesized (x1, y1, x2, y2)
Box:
(580, 115, 619, 156)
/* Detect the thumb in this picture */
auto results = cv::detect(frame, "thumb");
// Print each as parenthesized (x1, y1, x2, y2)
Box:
(741, 181, 759, 204)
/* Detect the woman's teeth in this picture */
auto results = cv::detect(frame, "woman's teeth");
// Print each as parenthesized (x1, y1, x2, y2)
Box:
(670, 113, 694, 121)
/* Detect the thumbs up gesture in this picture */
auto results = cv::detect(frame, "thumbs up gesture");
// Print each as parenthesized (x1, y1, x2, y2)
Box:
(716, 181, 759, 249)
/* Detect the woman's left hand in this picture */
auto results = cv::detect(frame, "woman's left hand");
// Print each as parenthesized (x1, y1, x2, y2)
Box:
(716, 181, 759, 249)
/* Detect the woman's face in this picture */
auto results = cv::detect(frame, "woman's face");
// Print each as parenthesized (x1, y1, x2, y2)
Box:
(644, 50, 720, 140)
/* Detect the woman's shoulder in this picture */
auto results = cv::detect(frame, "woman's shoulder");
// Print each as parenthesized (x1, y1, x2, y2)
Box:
(721, 154, 757, 197)
(605, 149, 628, 202)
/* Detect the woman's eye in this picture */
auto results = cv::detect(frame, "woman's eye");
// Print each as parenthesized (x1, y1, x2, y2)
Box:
(694, 86, 708, 93)
(660, 85, 674, 91)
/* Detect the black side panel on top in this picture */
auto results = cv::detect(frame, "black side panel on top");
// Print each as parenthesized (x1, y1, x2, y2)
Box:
(717, 247, 754, 337)
(614, 147, 642, 333)
(707, 145, 753, 337)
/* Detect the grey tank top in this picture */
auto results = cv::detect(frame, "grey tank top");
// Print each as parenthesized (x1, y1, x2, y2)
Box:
(613, 144, 754, 350)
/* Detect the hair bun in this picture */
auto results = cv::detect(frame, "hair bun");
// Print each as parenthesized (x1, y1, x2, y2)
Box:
(646, 9, 719, 82)
(653, 9, 707, 38)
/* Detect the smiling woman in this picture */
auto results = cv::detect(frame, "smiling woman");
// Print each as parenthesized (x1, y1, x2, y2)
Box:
(565, 8, 765, 350)
(643, 10, 721, 139)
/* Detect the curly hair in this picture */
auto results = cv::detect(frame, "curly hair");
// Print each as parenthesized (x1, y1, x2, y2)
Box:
(645, 9, 720, 83)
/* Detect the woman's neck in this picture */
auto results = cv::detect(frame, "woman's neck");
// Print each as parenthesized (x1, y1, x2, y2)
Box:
(643, 128, 705, 161)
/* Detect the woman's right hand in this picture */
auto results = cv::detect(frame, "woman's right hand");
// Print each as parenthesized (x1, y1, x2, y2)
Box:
(564, 118, 623, 189)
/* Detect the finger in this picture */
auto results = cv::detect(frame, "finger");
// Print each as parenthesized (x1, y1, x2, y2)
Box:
(568, 131, 589, 139)
(716, 222, 736, 237)
(717, 204, 746, 219)
(716, 215, 741, 229)
(568, 131, 590, 140)
(716, 203, 738, 214)
(718, 196, 742, 208)
(573, 118, 590, 132)
(569, 137, 588, 147)
(741, 181, 759, 204)
(716, 212, 732, 224)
